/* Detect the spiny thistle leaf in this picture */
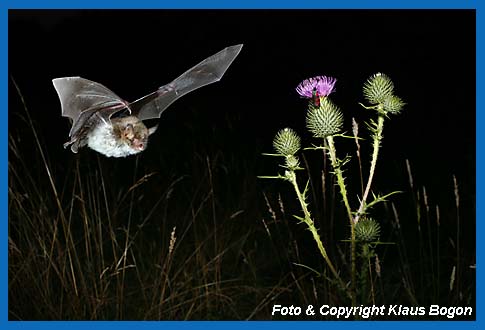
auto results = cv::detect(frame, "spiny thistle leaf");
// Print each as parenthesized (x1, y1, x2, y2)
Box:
(258, 174, 288, 180)
(293, 215, 309, 224)
(363, 73, 394, 105)
(306, 98, 343, 138)
(365, 191, 402, 210)
(335, 154, 352, 168)
(303, 179, 311, 197)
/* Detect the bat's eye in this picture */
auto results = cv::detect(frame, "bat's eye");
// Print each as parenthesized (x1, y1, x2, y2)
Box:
(124, 124, 135, 140)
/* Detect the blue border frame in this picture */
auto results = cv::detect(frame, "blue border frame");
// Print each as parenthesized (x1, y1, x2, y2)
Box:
(3, 0, 481, 329)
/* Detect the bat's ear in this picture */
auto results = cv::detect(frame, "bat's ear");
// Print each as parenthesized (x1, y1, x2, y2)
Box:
(148, 125, 158, 136)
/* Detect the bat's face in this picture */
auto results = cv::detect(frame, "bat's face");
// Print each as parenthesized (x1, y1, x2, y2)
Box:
(86, 116, 157, 158)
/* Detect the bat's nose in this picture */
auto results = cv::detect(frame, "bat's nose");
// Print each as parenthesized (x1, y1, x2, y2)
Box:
(132, 139, 146, 151)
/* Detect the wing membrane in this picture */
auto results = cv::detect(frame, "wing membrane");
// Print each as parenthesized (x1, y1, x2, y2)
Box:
(130, 44, 243, 121)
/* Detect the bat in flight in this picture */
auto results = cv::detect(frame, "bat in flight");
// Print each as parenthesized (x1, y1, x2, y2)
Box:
(53, 44, 243, 158)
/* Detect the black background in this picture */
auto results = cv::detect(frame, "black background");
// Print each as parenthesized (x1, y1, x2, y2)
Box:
(8, 8, 476, 244)
(9, 9, 475, 188)
(9, 9, 476, 306)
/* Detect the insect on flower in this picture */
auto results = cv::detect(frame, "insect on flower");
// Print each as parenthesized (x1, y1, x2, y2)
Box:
(312, 88, 321, 107)
(296, 75, 337, 107)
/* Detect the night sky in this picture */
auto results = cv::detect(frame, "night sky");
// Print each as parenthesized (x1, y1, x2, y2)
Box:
(9, 9, 475, 229)
(8, 9, 476, 320)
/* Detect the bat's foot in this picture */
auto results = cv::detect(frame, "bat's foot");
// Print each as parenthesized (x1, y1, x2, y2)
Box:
(63, 141, 72, 149)
(63, 140, 79, 153)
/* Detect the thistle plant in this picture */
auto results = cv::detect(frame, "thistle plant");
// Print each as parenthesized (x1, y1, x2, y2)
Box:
(260, 73, 405, 306)
(300, 76, 356, 305)
(356, 73, 405, 224)
(260, 128, 350, 299)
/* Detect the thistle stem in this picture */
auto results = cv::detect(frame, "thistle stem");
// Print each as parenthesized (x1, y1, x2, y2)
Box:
(354, 115, 385, 224)
(325, 136, 353, 222)
(324, 136, 356, 306)
(287, 170, 351, 300)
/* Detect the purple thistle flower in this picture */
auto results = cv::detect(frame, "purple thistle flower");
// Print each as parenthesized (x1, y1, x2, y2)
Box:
(296, 76, 337, 99)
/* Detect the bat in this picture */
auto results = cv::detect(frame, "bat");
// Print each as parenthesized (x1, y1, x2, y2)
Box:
(52, 44, 243, 158)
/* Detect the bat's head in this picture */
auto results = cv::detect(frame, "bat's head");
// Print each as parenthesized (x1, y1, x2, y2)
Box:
(113, 116, 157, 154)
(86, 115, 157, 157)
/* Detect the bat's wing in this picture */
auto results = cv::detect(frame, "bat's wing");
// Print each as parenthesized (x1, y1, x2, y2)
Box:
(129, 44, 243, 121)
(52, 77, 129, 138)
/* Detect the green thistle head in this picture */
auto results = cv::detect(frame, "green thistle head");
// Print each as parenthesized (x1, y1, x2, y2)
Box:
(363, 73, 394, 105)
(355, 217, 381, 242)
(363, 73, 405, 116)
(306, 98, 343, 138)
(285, 155, 300, 169)
(382, 95, 405, 114)
(273, 128, 301, 156)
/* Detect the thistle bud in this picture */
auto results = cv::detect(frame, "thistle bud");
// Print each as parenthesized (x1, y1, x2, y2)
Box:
(285, 155, 300, 169)
(363, 73, 394, 105)
(355, 217, 381, 242)
(273, 128, 301, 156)
(382, 95, 405, 114)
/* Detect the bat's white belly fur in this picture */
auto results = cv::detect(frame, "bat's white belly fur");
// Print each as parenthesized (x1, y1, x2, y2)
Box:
(87, 122, 141, 158)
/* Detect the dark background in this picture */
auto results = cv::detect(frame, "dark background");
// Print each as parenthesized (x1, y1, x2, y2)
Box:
(8, 10, 476, 319)
(8, 9, 475, 190)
